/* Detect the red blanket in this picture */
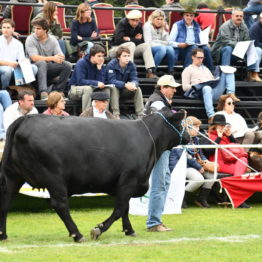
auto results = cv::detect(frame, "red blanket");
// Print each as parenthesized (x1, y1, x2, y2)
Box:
(220, 173, 262, 207)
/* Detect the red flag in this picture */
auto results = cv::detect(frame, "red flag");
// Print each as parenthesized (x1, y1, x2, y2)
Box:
(220, 174, 262, 207)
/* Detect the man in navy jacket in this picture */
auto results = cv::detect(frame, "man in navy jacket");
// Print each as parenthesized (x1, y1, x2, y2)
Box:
(68, 45, 115, 112)
(106, 46, 144, 119)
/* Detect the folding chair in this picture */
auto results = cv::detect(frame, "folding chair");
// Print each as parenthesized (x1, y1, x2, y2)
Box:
(54, 1, 71, 36)
(11, 5, 33, 35)
(168, 11, 183, 31)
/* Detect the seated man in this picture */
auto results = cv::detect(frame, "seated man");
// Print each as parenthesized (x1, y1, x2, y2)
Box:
(80, 91, 114, 119)
(169, 6, 213, 72)
(3, 89, 38, 131)
(107, 46, 144, 119)
(0, 19, 37, 90)
(109, 10, 157, 78)
(182, 48, 239, 123)
(25, 18, 72, 100)
(68, 45, 114, 112)
(211, 8, 262, 82)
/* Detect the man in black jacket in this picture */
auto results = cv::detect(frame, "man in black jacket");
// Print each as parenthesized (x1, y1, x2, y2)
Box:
(109, 9, 157, 78)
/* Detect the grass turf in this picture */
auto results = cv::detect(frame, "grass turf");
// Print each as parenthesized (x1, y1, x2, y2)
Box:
(0, 194, 262, 262)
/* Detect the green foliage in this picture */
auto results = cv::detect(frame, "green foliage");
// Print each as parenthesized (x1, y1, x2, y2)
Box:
(180, 0, 224, 9)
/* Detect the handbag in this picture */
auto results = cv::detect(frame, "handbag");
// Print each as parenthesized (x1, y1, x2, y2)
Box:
(196, 153, 219, 173)
(220, 143, 248, 163)
(248, 151, 262, 171)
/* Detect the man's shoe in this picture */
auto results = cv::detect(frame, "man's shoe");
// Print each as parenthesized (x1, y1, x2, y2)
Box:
(208, 116, 214, 124)
(229, 93, 240, 102)
(147, 224, 172, 232)
(40, 92, 48, 101)
(146, 71, 158, 79)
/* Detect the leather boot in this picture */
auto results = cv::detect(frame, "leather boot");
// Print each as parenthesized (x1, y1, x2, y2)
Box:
(194, 188, 211, 208)
(253, 72, 262, 82)
(182, 191, 190, 208)
(229, 93, 240, 102)
(146, 68, 158, 79)
(247, 71, 256, 81)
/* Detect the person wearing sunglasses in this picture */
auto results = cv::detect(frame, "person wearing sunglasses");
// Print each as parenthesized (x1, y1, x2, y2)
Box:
(215, 93, 262, 147)
(182, 48, 239, 123)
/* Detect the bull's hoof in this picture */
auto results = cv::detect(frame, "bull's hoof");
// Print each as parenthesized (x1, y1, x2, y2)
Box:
(0, 232, 7, 241)
(72, 233, 85, 243)
(125, 231, 137, 237)
(90, 227, 101, 240)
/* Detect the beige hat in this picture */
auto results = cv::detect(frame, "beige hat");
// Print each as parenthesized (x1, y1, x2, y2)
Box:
(157, 75, 181, 88)
(126, 9, 142, 19)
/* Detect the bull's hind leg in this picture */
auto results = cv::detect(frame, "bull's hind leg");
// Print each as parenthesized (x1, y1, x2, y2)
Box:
(0, 177, 24, 241)
(90, 190, 134, 240)
(122, 205, 136, 236)
(48, 191, 85, 242)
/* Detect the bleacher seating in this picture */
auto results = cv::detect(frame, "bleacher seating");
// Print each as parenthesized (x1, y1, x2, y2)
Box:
(4, 2, 261, 128)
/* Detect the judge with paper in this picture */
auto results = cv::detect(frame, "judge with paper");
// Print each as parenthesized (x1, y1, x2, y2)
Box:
(182, 48, 239, 122)
(211, 8, 262, 82)
(0, 19, 37, 89)
(169, 6, 214, 72)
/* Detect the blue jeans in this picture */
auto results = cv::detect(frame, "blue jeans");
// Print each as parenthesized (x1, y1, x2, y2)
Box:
(0, 90, 12, 139)
(202, 72, 235, 118)
(147, 150, 171, 228)
(244, 4, 262, 28)
(0, 65, 38, 89)
(174, 44, 214, 72)
(58, 39, 66, 55)
(151, 45, 175, 71)
(221, 46, 260, 72)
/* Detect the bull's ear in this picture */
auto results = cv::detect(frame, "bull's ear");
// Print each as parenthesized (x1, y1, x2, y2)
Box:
(173, 109, 187, 121)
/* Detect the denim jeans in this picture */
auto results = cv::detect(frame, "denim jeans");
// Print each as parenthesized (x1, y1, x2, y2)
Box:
(0, 90, 12, 139)
(202, 72, 235, 118)
(151, 45, 175, 71)
(244, 4, 262, 28)
(147, 150, 171, 228)
(221, 46, 261, 72)
(0, 65, 38, 89)
(174, 44, 214, 72)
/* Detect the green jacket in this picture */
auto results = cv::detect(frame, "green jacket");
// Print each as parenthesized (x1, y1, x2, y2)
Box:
(32, 12, 63, 39)
(211, 19, 250, 64)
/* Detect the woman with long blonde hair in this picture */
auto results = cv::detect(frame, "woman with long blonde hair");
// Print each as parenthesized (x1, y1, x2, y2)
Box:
(143, 9, 176, 75)
(70, 2, 98, 55)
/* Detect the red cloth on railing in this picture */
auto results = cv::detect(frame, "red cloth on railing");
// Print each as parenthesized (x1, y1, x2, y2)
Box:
(220, 173, 262, 207)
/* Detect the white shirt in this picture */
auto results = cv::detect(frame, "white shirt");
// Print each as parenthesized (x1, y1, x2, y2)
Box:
(150, 95, 171, 111)
(3, 102, 38, 131)
(215, 110, 249, 138)
(93, 107, 107, 119)
(0, 35, 25, 62)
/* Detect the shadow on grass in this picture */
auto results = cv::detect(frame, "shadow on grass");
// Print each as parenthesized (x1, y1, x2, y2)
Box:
(10, 194, 114, 213)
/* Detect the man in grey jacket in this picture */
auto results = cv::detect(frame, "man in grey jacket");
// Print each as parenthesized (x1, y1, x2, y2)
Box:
(211, 8, 262, 82)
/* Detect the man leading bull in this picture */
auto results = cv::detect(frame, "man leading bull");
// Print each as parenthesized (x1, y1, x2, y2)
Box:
(145, 74, 181, 232)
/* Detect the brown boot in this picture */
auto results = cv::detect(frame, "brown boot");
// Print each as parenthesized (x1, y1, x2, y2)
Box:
(229, 93, 240, 102)
(208, 116, 214, 124)
(253, 72, 262, 82)
(146, 71, 158, 79)
(247, 71, 256, 81)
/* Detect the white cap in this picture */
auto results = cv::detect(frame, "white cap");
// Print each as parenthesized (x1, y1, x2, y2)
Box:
(126, 10, 142, 19)
(157, 75, 181, 88)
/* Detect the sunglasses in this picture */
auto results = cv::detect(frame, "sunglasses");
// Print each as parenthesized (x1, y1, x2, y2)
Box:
(227, 101, 235, 106)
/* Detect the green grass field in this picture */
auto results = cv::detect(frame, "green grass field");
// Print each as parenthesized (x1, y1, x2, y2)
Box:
(1, 194, 262, 262)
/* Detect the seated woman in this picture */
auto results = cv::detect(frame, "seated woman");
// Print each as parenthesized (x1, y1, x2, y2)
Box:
(169, 116, 215, 208)
(208, 114, 248, 176)
(143, 9, 176, 75)
(70, 2, 98, 57)
(33, 1, 65, 54)
(216, 94, 262, 146)
(43, 91, 69, 116)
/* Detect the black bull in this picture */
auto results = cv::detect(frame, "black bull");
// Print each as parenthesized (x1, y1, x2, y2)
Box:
(0, 109, 188, 242)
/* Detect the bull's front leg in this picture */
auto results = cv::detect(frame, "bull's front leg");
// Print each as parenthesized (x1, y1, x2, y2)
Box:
(49, 193, 85, 242)
(90, 189, 134, 240)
